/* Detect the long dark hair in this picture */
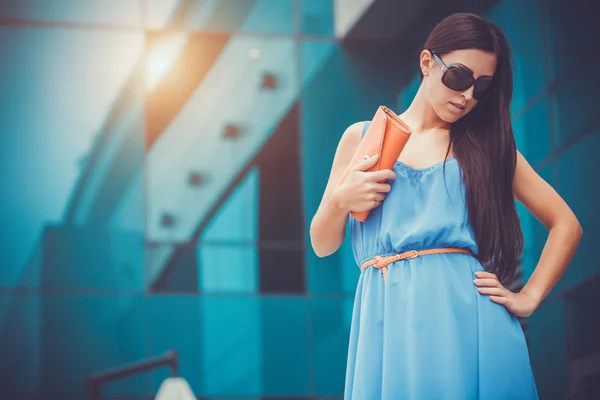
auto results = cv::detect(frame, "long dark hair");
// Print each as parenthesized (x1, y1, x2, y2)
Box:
(422, 13, 523, 286)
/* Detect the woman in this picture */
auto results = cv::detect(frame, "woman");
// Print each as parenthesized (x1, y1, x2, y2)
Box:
(309, 12, 582, 399)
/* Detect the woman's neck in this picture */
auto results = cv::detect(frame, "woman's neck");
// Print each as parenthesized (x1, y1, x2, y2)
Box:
(399, 85, 451, 133)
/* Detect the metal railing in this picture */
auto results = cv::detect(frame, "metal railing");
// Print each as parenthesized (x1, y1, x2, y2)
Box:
(86, 350, 179, 400)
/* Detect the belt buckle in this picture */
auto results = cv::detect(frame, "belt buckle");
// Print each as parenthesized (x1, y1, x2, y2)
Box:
(405, 250, 419, 259)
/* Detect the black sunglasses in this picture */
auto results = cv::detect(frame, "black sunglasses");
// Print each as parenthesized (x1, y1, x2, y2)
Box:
(432, 53, 495, 101)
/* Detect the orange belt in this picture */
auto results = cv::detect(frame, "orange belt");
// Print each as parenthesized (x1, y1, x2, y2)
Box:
(360, 248, 474, 283)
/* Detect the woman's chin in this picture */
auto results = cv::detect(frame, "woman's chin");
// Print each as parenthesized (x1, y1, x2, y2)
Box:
(438, 112, 461, 124)
(432, 103, 468, 124)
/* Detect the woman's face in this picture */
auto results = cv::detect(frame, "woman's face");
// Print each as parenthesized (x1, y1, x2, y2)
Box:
(421, 49, 497, 123)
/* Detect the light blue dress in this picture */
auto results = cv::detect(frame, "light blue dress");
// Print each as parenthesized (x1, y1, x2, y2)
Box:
(344, 121, 539, 399)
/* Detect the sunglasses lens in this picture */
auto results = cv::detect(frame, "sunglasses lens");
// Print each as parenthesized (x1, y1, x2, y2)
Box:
(442, 66, 494, 101)
(475, 78, 493, 93)
(474, 78, 494, 101)
(443, 67, 473, 91)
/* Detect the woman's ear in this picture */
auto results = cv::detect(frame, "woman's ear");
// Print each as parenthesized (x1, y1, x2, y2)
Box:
(420, 50, 433, 76)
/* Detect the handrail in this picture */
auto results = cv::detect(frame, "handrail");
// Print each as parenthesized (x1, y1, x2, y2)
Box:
(86, 350, 179, 400)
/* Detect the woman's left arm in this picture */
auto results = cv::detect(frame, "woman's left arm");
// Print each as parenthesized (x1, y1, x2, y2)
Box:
(512, 150, 583, 306)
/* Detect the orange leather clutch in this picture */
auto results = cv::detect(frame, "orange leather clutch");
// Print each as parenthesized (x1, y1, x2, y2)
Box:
(337, 106, 412, 222)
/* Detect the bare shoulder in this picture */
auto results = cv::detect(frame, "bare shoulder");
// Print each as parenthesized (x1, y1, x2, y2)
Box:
(345, 120, 367, 135)
(316, 121, 367, 204)
(335, 121, 367, 158)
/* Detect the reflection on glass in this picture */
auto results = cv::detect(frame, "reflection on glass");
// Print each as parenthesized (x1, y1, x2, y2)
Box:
(148, 243, 306, 294)
(552, 62, 598, 147)
(0, 26, 145, 287)
(545, 0, 598, 53)
(0, 294, 41, 397)
(260, 296, 309, 395)
(200, 167, 259, 243)
(300, 39, 336, 92)
(199, 296, 262, 395)
(0, 294, 150, 397)
(564, 278, 600, 361)
(555, 132, 598, 278)
(301, 0, 334, 36)
(146, 35, 297, 243)
(144, 33, 189, 93)
(148, 295, 310, 397)
(543, 0, 596, 80)
(145, 0, 181, 29)
(310, 297, 352, 394)
(146, 0, 295, 35)
(486, 0, 543, 53)
(513, 99, 551, 165)
(147, 294, 203, 394)
(198, 245, 259, 293)
(0, 0, 142, 26)
(36, 226, 146, 291)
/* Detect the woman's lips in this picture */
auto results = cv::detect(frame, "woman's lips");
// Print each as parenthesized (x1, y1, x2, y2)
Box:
(449, 102, 466, 112)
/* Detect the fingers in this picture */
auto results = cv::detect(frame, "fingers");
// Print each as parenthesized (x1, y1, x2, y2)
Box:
(476, 287, 505, 296)
(489, 296, 508, 304)
(353, 154, 379, 171)
(357, 186, 386, 211)
(371, 182, 392, 194)
(474, 271, 498, 280)
(473, 278, 501, 287)
(473, 272, 508, 298)
(372, 193, 386, 202)
(351, 154, 396, 181)
(368, 169, 396, 182)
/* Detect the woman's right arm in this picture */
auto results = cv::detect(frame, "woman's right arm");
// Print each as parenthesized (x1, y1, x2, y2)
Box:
(309, 121, 394, 258)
